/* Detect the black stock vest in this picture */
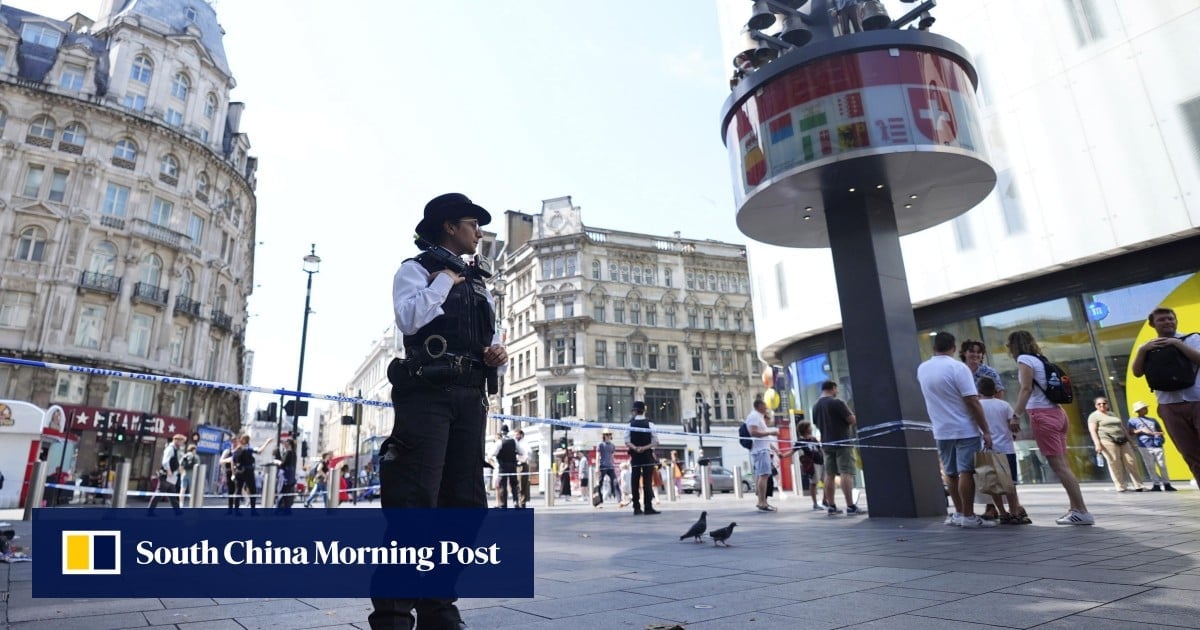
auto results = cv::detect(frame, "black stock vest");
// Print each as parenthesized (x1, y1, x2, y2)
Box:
(629, 417, 655, 464)
(403, 252, 495, 362)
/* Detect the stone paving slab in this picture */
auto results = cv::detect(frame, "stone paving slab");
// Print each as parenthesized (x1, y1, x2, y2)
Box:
(3, 484, 1199, 628)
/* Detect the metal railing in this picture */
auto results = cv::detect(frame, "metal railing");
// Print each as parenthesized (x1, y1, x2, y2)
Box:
(130, 218, 194, 250)
(174, 295, 202, 318)
(79, 271, 121, 294)
(132, 282, 168, 306)
(211, 309, 233, 331)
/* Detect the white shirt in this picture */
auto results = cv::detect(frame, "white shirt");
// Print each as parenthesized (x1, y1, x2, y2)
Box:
(1154, 333, 1200, 404)
(917, 354, 982, 440)
(161, 442, 180, 484)
(1017, 354, 1054, 409)
(980, 398, 1016, 455)
(487, 435, 529, 462)
(744, 409, 771, 454)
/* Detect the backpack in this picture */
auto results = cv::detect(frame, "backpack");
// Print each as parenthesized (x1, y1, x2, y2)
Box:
(738, 422, 753, 449)
(1032, 354, 1073, 404)
(181, 452, 197, 471)
(1143, 333, 1199, 392)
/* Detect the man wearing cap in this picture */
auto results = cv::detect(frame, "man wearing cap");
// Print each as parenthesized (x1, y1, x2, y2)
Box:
(1128, 401, 1176, 492)
(370, 193, 507, 630)
(596, 429, 621, 505)
(624, 401, 661, 515)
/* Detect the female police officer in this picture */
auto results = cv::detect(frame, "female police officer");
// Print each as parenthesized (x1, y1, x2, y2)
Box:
(369, 193, 507, 630)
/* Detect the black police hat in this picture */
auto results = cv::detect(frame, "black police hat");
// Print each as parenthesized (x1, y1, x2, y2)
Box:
(416, 193, 492, 238)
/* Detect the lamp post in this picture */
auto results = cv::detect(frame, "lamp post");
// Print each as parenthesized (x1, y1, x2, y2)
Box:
(293, 244, 320, 485)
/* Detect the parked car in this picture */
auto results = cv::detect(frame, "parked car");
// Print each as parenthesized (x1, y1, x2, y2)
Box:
(681, 465, 753, 493)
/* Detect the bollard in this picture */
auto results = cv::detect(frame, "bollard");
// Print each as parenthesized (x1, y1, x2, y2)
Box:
(262, 463, 277, 508)
(113, 460, 132, 508)
(328, 468, 340, 508)
(792, 451, 804, 497)
(543, 469, 555, 507)
(191, 464, 206, 508)
(666, 468, 677, 502)
(700, 463, 711, 500)
(734, 465, 745, 499)
(22, 461, 46, 521)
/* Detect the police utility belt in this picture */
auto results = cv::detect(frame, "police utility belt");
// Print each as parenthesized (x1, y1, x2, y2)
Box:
(388, 335, 486, 389)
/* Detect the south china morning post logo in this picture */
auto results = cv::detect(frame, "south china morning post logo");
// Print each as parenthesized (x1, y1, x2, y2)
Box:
(36, 509, 533, 598)
(61, 530, 121, 575)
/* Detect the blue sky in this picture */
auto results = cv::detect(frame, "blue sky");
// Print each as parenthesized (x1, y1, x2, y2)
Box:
(22, 1, 742, 421)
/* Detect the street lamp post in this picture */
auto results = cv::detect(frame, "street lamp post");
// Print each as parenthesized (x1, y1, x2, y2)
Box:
(293, 244, 320, 486)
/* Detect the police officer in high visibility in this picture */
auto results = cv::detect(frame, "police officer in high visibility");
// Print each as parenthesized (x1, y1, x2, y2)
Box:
(369, 193, 507, 630)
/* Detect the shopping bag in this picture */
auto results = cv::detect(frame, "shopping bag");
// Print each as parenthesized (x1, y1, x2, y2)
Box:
(974, 450, 1014, 496)
(591, 483, 603, 507)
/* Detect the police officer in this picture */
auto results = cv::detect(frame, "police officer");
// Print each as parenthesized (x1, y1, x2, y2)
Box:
(624, 401, 661, 515)
(370, 193, 507, 630)
(488, 425, 527, 509)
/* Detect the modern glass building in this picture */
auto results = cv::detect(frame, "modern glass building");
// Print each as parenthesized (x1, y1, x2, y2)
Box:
(739, 1, 1200, 484)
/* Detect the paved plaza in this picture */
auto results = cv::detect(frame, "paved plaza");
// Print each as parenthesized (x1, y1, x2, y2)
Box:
(3, 483, 1199, 629)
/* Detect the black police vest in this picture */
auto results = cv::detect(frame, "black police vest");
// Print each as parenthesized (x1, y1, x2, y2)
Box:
(497, 438, 517, 466)
(403, 252, 495, 361)
(629, 418, 651, 447)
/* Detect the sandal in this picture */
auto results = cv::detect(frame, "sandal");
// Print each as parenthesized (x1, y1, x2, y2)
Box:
(757, 504, 777, 512)
(999, 513, 1016, 524)
(1013, 510, 1032, 525)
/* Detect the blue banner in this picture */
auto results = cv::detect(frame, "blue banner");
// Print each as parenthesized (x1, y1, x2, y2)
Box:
(195, 425, 225, 454)
(34, 508, 533, 598)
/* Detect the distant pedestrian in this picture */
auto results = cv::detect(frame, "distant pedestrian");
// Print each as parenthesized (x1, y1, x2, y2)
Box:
(1127, 401, 1175, 491)
(625, 401, 661, 515)
(596, 429, 621, 504)
(745, 399, 780, 512)
(147, 434, 185, 515)
(1088, 397, 1144, 492)
(811, 381, 861, 515)
(794, 422, 823, 511)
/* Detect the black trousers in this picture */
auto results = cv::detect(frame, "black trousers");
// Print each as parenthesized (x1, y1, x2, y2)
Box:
(598, 466, 620, 500)
(369, 383, 486, 630)
(147, 475, 179, 511)
(496, 463, 520, 508)
(629, 459, 656, 509)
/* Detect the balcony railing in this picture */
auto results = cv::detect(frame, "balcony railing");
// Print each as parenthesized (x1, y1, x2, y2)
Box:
(99, 214, 126, 230)
(130, 218, 195, 250)
(79, 271, 121, 295)
(211, 309, 233, 332)
(174, 295, 202, 318)
(132, 282, 168, 306)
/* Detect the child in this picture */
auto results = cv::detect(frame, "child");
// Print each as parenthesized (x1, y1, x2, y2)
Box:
(794, 422, 824, 510)
(978, 376, 1030, 524)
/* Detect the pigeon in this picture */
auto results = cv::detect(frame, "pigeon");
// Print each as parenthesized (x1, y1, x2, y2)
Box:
(709, 522, 737, 547)
(679, 511, 707, 543)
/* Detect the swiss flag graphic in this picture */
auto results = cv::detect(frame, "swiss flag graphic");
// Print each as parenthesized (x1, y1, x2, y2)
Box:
(909, 83, 957, 144)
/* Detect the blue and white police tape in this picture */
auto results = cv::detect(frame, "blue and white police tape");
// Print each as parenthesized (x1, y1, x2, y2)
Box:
(0, 355, 390, 408)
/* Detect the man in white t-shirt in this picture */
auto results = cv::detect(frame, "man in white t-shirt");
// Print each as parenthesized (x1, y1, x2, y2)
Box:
(917, 332, 994, 529)
(745, 399, 780, 512)
(1132, 307, 1200, 487)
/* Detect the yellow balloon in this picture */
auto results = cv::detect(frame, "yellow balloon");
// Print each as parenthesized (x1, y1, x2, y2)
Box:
(763, 389, 780, 410)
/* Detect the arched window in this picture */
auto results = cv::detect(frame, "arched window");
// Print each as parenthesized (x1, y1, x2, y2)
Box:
(114, 138, 138, 161)
(171, 72, 191, 100)
(180, 268, 194, 299)
(726, 393, 736, 420)
(713, 391, 722, 420)
(16, 226, 47, 262)
(215, 285, 228, 312)
(160, 154, 179, 178)
(29, 115, 56, 140)
(591, 259, 601, 279)
(204, 93, 217, 119)
(130, 54, 153, 83)
(88, 241, 117, 275)
(694, 391, 704, 411)
(196, 172, 209, 196)
(664, 268, 672, 287)
(140, 253, 163, 287)
(61, 122, 86, 146)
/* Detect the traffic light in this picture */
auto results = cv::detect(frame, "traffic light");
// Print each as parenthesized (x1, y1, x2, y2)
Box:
(138, 414, 153, 440)
(284, 400, 309, 417)
(267, 402, 278, 422)
(301, 440, 309, 459)
(558, 437, 568, 450)
(114, 429, 126, 443)
(96, 415, 109, 441)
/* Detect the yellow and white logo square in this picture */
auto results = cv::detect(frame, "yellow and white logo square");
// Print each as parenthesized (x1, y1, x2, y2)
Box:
(61, 530, 121, 575)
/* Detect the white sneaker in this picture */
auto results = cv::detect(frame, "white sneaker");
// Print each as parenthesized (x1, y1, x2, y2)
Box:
(960, 515, 997, 529)
(1055, 510, 1095, 526)
(944, 513, 962, 526)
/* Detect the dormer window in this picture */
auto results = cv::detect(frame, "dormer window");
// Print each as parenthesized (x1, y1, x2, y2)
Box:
(21, 24, 62, 47)
(171, 73, 190, 100)
(185, 7, 198, 22)
(130, 55, 153, 84)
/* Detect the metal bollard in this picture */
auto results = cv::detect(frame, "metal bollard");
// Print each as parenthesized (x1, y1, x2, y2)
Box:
(734, 465, 745, 499)
(700, 464, 711, 500)
(543, 470, 555, 507)
(22, 461, 46, 521)
(328, 469, 340, 508)
(666, 468, 677, 502)
(113, 460, 132, 508)
(191, 464, 207, 508)
(262, 463, 277, 508)
(792, 452, 804, 497)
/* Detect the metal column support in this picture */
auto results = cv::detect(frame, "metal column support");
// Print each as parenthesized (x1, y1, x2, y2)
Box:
(190, 464, 206, 508)
(113, 460, 132, 508)
(22, 461, 46, 521)
(262, 463, 277, 507)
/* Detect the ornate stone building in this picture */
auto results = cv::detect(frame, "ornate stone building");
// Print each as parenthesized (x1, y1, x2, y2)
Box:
(0, 1, 255, 485)
(499, 196, 761, 466)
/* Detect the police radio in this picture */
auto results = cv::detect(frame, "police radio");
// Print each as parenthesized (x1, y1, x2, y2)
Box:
(415, 237, 493, 279)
